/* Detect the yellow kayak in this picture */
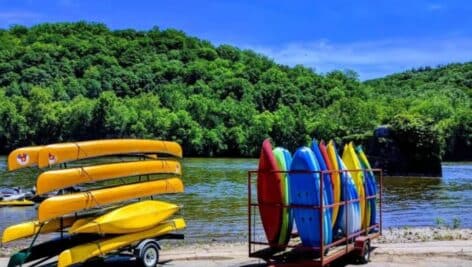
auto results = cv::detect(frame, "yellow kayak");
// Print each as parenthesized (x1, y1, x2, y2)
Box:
(2, 217, 77, 244)
(38, 177, 184, 222)
(7, 146, 44, 171)
(37, 139, 182, 168)
(1, 205, 119, 244)
(36, 160, 182, 195)
(70, 200, 179, 234)
(58, 218, 186, 267)
(0, 199, 34, 207)
(326, 140, 341, 227)
(342, 143, 368, 229)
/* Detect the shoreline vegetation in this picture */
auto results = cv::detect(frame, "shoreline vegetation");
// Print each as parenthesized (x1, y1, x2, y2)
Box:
(0, 22, 470, 160)
(1, 227, 471, 257)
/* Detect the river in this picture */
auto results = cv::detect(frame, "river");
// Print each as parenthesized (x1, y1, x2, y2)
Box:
(0, 157, 471, 243)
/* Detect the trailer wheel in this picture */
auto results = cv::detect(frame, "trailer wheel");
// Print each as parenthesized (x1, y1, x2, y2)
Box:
(135, 240, 160, 267)
(358, 239, 371, 264)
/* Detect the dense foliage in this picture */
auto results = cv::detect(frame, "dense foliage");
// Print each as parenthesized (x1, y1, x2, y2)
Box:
(0, 22, 470, 159)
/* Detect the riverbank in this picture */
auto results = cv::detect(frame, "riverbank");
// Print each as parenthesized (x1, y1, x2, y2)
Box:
(1, 227, 471, 266)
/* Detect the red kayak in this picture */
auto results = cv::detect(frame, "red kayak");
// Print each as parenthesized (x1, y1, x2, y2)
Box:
(257, 139, 283, 247)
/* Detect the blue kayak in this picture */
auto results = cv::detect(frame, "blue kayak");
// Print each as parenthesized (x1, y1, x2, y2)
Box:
(289, 147, 332, 247)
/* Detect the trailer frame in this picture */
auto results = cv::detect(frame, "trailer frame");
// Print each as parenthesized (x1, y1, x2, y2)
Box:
(248, 168, 383, 266)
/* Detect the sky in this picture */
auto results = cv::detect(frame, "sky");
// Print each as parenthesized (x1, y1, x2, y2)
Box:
(0, 0, 471, 80)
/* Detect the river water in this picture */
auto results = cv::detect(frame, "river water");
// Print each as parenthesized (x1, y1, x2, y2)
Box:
(0, 157, 471, 243)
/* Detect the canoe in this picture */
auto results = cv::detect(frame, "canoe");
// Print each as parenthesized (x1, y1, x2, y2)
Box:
(36, 160, 182, 195)
(320, 140, 341, 228)
(58, 218, 186, 267)
(2, 217, 77, 244)
(7, 234, 103, 267)
(355, 145, 377, 226)
(70, 200, 180, 234)
(257, 139, 283, 247)
(0, 199, 34, 207)
(272, 147, 293, 246)
(289, 147, 331, 247)
(1, 206, 118, 244)
(311, 139, 334, 232)
(37, 177, 184, 222)
(37, 139, 182, 168)
(7, 146, 44, 171)
(342, 143, 367, 229)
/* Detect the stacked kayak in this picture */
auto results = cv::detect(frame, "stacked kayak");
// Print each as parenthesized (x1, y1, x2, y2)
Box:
(256, 138, 378, 249)
(2, 139, 186, 267)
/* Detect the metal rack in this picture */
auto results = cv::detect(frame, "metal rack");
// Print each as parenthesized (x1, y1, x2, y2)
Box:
(248, 169, 383, 266)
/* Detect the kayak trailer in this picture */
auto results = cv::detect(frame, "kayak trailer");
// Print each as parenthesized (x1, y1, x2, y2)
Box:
(7, 232, 184, 267)
(248, 169, 383, 266)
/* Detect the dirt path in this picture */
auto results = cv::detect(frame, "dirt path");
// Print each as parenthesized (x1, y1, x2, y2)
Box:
(1, 240, 471, 266)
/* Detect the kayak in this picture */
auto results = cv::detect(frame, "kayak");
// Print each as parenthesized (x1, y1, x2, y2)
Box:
(257, 139, 283, 247)
(57, 218, 186, 267)
(2, 217, 77, 244)
(7, 146, 44, 171)
(2, 206, 119, 243)
(272, 147, 293, 246)
(320, 140, 341, 228)
(311, 139, 334, 233)
(36, 160, 182, 195)
(37, 139, 182, 168)
(342, 143, 367, 229)
(336, 154, 361, 235)
(37, 177, 184, 222)
(289, 147, 331, 246)
(355, 145, 377, 226)
(0, 199, 34, 207)
(70, 200, 180, 234)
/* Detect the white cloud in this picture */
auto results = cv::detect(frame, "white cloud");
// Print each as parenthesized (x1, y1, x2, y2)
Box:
(244, 38, 472, 80)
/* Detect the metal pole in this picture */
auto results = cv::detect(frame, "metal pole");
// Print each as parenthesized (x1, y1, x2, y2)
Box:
(320, 170, 324, 263)
(379, 170, 383, 235)
(248, 171, 252, 256)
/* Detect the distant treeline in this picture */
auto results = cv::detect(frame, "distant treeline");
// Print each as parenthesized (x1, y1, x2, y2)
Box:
(0, 22, 470, 159)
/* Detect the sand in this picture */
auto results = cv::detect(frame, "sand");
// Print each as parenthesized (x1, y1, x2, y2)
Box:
(1, 227, 471, 266)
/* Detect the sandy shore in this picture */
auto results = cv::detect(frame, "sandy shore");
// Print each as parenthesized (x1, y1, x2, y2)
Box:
(1, 227, 471, 266)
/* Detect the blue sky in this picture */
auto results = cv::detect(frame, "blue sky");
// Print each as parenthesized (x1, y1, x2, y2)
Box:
(1, 0, 471, 79)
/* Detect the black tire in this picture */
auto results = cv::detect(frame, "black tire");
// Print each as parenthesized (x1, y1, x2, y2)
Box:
(136, 241, 160, 267)
(358, 240, 371, 264)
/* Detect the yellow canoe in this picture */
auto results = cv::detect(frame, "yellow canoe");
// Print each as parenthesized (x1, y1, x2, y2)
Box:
(0, 199, 34, 207)
(1, 205, 120, 244)
(70, 200, 179, 234)
(58, 218, 185, 267)
(342, 143, 368, 229)
(38, 177, 184, 222)
(326, 140, 341, 227)
(36, 160, 182, 195)
(37, 139, 182, 168)
(2, 217, 76, 244)
(7, 146, 44, 171)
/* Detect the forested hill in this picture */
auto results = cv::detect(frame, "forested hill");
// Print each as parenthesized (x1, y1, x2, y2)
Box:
(0, 22, 470, 159)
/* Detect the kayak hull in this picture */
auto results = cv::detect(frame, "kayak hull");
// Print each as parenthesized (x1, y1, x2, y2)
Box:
(71, 200, 179, 234)
(257, 139, 283, 247)
(38, 177, 184, 222)
(36, 160, 182, 195)
(58, 218, 186, 267)
(37, 139, 182, 168)
(7, 146, 43, 171)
